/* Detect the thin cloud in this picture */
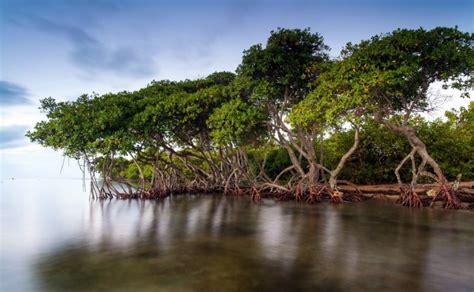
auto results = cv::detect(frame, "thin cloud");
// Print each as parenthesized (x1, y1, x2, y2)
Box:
(0, 126, 29, 149)
(27, 16, 155, 78)
(0, 81, 31, 106)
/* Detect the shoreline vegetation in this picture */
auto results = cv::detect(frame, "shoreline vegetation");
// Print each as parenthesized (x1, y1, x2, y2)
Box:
(27, 27, 474, 209)
(91, 180, 474, 209)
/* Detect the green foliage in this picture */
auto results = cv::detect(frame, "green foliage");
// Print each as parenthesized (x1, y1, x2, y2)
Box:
(238, 27, 329, 107)
(338, 27, 474, 112)
(322, 121, 410, 184)
(26, 92, 138, 158)
(207, 98, 267, 146)
(419, 102, 474, 180)
(290, 59, 365, 132)
(119, 163, 154, 181)
(263, 147, 293, 179)
(131, 72, 236, 149)
(322, 105, 474, 183)
(26, 27, 474, 189)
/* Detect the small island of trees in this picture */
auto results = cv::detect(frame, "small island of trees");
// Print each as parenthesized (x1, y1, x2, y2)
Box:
(27, 27, 474, 209)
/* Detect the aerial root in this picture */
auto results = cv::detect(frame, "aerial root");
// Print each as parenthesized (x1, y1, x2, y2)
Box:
(305, 185, 325, 204)
(430, 183, 461, 209)
(225, 186, 244, 196)
(124, 188, 168, 199)
(250, 186, 262, 203)
(398, 187, 423, 207)
(294, 184, 304, 202)
(276, 190, 293, 201)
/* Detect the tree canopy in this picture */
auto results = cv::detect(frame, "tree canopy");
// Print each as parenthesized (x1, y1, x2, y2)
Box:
(27, 27, 474, 208)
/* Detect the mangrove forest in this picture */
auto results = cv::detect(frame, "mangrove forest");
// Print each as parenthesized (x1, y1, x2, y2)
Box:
(27, 26, 474, 209)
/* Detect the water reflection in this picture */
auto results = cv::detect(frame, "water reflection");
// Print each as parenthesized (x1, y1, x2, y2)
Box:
(37, 198, 474, 291)
(1, 180, 474, 291)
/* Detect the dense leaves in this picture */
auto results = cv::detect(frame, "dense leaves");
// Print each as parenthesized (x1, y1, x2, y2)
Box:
(27, 27, 474, 203)
(238, 27, 329, 108)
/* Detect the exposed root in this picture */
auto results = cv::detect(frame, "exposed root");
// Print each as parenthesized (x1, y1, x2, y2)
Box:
(276, 190, 293, 201)
(294, 184, 304, 202)
(114, 187, 170, 200)
(430, 183, 462, 209)
(226, 186, 244, 196)
(90, 176, 469, 211)
(306, 185, 324, 204)
(398, 187, 423, 207)
(250, 186, 262, 203)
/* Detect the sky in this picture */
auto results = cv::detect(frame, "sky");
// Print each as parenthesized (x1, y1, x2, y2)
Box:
(0, 0, 473, 179)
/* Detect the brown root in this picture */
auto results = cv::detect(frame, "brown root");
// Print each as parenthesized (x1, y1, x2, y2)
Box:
(294, 184, 304, 202)
(398, 187, 423, 207)
(114, 187, 170, 200)
(276, 190, 292, 201)
(228, 186, 243, 196)
(306, 185, 324, 204)
(430, 183, 461, 209)
(250, 186, 262, 203)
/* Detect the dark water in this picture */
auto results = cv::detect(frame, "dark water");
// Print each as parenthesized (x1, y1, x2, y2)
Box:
(1, 180, 474, 291)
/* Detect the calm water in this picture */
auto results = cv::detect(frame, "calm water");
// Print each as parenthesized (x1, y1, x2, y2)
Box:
(1, 179, 474, 291)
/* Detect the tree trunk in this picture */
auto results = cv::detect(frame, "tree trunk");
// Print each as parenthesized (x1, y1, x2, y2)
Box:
(329, 127, 360, 190)
(131, 157, 145, 190)
(327, 127, 360, 203)
(391, 124, 447, 184)
(383, 121, 460, 208)
(308, 163, 318, 188)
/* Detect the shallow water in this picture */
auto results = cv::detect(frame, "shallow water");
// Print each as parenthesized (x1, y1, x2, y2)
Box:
(1, 179, 474, 291)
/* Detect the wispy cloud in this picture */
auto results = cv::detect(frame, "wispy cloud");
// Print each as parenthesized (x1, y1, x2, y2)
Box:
(0, 81, 31, 106)
(26, 16, 156, 78)
(0, 126, 29, 149)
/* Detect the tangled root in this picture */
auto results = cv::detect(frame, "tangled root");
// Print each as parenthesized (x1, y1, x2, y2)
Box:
(251, 186, 262, 203)
(276, 189, 293, 201)
(294, 184, 304, 202)
(234, 187, 244, 196)
(398, 187, 423, 207)
(431, 184, 461, 209)
(117, 188, 169, 200)
(306, 185, 324, 204)
(224, 186, 245, 196)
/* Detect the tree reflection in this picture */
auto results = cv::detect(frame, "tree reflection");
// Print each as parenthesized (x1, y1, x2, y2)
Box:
(35, 197, 473, 291)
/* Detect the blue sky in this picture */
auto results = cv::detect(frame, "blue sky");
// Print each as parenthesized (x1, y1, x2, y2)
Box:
(0, 0, 473, 179)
